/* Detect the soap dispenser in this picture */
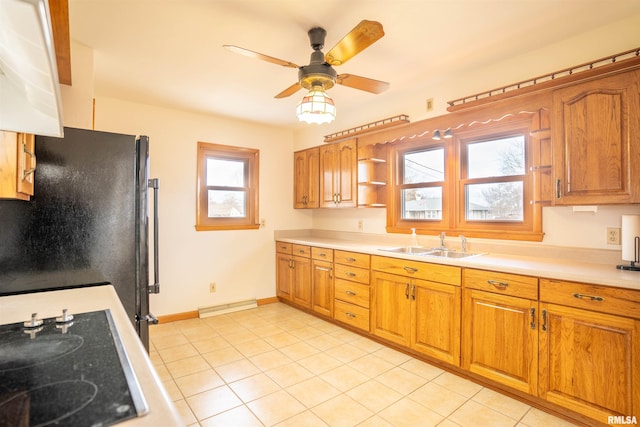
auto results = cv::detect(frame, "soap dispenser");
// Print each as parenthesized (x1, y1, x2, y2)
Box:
(410, 228, 419, 247)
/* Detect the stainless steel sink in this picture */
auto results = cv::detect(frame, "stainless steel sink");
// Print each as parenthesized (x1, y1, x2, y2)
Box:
(379, 247, 483, 258)
(379, 246, 435, 254)
(422, 249, 483, 259)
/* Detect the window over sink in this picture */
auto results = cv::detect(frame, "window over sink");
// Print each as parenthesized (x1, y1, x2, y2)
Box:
(388, 113, 543, 241)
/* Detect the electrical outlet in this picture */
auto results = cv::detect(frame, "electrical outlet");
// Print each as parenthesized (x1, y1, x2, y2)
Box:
(607, 227, 621, 245)
(260, 218, 266, 228)
(426, 98, 434, 112)
(357, 220, 364, 231)
(209, 282, 216, 293)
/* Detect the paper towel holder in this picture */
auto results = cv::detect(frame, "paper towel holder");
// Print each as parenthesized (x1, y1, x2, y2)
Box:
(617, 214, 640, 272)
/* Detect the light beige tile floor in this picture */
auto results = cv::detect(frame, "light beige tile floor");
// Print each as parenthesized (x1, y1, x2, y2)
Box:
(149, 303, 577, 427)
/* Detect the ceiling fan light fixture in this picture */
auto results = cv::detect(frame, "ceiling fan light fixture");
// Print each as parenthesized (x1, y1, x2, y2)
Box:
(296, 84, 336, 124)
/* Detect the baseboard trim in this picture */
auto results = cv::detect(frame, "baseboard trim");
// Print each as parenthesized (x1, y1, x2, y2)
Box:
(157, 297, 278, 323)
(157, 310, 199, 323)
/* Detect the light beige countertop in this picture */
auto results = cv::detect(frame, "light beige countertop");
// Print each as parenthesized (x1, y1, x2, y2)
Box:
(275, 233, 640, 291)
(0, 285, 182, 426)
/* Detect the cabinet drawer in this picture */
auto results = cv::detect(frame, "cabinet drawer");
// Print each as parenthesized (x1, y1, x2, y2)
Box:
(312, 247, 334, 262)
(371, 255, 460, 286)
(292, 244, 311, 258)
(334, 264, 370, 284)
(334, 300, 370, 331)
(335, 279, 370, 308)
(463, 269, 538, 300)
(540, 278, 640, 319)
(276, 242, 292, 254)
(334, 250, 370, 269)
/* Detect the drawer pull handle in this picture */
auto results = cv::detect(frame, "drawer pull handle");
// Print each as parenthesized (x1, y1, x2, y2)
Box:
(405, 283, 410, 299)
(411, 284, 416, 301)
(403, 266, 418, 274)
(345, 312, 356, 319)
(346, 257, 357, 262)
(345, 290, 357, 296)
(318, 252, 327, 257)
(346, 272, 357, 277)
(487, 280, 509, 290)
(542, 309, 547, 332)
(573, 293, 604, 302)
(298, 249, 306, 254)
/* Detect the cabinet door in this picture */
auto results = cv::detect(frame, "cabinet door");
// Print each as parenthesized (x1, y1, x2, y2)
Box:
(319, 140, 357, 208)
(371, 271, 411, 346)
(312, 259, 333, 317)
(411, 279, 461, 366)
(276, 253, 292, 300)
(319, 143, 339, 207)
(0, 131, 34, 200)
(539, 303, 640, 424)
(293, 148, 319, 209)
(462, 289, 538, 395)
(552, 70, 640, 204)
(292, 255, 311, 308)
(336, 139, 357, 207)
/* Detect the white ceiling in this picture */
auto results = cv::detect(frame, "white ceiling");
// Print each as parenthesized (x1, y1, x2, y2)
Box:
(68, 0, 640, 131)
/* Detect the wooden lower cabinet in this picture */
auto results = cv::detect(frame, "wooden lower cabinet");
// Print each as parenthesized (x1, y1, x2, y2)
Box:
(311, 259, 333, 317)
(462, 288, 538, 395)
(275, 243, 311, 307)
(291, 256, 312, 308)
(539, 278, 640, 424)
(371, 271, 411, 345)
(371, 269, 461, 366)
(275, 253, 293, 300)
(412, 279, 461, 366)
(332, 251, 371, 332)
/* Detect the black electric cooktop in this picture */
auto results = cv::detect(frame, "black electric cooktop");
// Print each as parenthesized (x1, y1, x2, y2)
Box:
(0, 310, 148, 426)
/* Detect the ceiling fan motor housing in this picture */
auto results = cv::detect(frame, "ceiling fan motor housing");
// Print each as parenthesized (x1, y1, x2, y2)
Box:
(299, 49, 337, 90)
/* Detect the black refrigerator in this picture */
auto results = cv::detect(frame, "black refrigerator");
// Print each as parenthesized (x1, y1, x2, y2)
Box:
(0, 127, 159, 350)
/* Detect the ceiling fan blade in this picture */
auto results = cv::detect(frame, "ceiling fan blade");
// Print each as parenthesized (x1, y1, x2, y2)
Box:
(275, 82, 302, 98)
(336, 74, 389, 94)
(325, 20, 384, 66)
(223, 45, 299, 69)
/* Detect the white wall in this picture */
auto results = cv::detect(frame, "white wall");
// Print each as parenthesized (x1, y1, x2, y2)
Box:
(294, 12, 640, 251)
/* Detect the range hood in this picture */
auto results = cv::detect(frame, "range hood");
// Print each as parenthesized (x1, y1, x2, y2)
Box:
(0, 0, 64, 137)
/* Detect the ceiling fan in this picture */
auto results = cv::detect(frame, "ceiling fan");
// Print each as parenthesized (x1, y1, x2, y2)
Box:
(223, 20, 390, 99)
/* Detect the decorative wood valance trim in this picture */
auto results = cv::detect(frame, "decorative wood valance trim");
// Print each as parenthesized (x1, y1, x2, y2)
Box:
(323, 114, 409, 143)
(447, 48, 640, 112)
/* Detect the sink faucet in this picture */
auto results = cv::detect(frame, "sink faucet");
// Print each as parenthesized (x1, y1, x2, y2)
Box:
(461, 235, 467, 253)
(439, 232, 446, 249)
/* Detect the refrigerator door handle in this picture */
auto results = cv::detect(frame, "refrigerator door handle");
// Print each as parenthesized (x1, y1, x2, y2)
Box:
(148, 178, 160, 294)
(136, 313, 159, 325)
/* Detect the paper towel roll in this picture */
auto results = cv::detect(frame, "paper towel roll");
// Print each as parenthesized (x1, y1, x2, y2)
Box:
(621, 215, 640, 262)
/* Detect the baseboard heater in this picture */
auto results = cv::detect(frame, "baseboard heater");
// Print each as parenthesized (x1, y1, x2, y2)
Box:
(198, 298, 258, 318)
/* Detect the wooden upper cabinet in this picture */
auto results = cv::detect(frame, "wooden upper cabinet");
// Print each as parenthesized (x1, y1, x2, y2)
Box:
(552, 69, 640, 205)
(0, 131, 36, 200)
(293, 147, 319, 209)
(319, 139, 357, 208)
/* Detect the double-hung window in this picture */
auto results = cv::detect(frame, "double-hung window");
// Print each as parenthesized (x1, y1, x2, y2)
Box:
(196, 142, 259, 231)
(389, 114, 542, 241)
